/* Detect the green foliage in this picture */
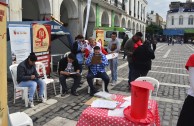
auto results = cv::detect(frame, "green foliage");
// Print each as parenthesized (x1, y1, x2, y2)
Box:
(146, 24, 163, 35)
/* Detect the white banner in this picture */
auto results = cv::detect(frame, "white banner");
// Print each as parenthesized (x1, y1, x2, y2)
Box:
(9, 25, 31, 64)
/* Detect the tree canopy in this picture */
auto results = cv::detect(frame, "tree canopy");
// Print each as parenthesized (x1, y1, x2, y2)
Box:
(146, 24, 163, 35)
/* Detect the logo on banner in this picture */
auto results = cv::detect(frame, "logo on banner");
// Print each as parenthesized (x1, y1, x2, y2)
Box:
(33, 24, 49, 52)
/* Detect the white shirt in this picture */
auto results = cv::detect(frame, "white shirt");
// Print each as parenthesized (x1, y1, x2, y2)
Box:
(187, 67, 194, 97)
(86, 42, 102, 53)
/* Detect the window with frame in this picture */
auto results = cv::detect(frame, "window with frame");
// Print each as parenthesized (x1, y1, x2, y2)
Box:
(172, 16, 174, 25)
(179, 16, 183, 25)
(188, 15, 193, 25)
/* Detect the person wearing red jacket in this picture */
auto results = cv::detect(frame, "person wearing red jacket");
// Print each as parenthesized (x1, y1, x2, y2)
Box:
(177, 54, 194, 126)
(84, 37, 108, 58)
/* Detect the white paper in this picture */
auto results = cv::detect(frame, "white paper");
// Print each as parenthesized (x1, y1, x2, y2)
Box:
(91, 99, 118, 109)
(108, 108, 124, 117)
(120, 101, 131, 108)
(94, 91, 113, 100)
(106, 53, 119, 60)
(123, 96, 131, 101)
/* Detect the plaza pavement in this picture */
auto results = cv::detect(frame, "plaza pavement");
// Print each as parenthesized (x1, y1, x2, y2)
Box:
(8, 42, 194, 126)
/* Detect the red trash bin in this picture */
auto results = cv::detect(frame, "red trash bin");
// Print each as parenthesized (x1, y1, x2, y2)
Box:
(124, 81, 155, 124)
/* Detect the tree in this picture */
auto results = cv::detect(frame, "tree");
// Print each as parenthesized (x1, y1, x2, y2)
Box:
(146, 24, 163, 36)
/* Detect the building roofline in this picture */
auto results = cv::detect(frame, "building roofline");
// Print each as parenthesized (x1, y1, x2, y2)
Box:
(143, 0, 148, 4)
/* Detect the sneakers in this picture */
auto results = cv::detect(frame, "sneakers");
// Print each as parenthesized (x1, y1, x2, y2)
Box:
(111, 81, 117, 86)
(40, 97, 46, 103)
(28, 100, 34, 108)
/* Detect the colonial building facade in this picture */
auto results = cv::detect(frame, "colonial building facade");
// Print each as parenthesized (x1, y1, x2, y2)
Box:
(165, 0, 194, 42)
(4, 0, 147, 39)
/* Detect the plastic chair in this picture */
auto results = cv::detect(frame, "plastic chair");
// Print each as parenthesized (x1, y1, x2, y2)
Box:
(8, 107, 33, 126)
(135, 77, 160, 98)
(35, 62, 56, 100)
(9, 64, 29, 107)
(88, 78, 105, 93)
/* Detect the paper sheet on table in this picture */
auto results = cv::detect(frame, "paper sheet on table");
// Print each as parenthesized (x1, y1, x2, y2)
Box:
(108, 108, 124, 117)
(91, 99, 118, 109)
(94, 91, 113, 100)
(120, 101, 131, 108)
(123, 96, 131, 101)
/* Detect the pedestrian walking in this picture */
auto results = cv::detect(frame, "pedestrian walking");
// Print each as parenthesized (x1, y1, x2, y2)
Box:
(107, 32, 120, 86)
(151, 37, 157, 52)
(177, 54, 194, 126)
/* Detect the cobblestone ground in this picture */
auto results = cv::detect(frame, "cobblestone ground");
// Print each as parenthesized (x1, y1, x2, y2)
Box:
(8, 43, 194, 126)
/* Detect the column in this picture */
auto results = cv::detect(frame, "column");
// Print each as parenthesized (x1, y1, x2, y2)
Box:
(96, 4, 100, 27)
(111, 10, 115, 27)
(9, 0, 22, 21)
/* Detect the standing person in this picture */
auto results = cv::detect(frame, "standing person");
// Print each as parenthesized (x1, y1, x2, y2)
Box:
(168, 37, 172, 45)
(71, 35, 85, 73)
(107, 32, 120, 86)
(121, 34, 129, 60)
(133, 40, 155, 79)
(86, 46, 110, 96)
(151, 37, 157, 52)
(58, 53, 81, 96)
(177, 54, 194, 126)
(72, 35, 85, 86)
(17, 53, 46, 108)
(124, 32, 143, 88)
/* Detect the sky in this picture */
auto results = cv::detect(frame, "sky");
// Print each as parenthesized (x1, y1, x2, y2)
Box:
(147, 0, 185, 21)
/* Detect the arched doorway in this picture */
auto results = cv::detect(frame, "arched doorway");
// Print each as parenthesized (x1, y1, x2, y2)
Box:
(140, 24, 141, 32)
(60, 0, 78, 40)
(133, 22, 135, 34)
(101, 11, 109, 27)
(22, 0, 40, 21)
(22, 0, 51, 21)
(136, 23, 139, 33)
(114, 15, 120, 27)
(122, 18, 126, 28)
(128, 20, 131, 29)
(83, 6, 95, 39)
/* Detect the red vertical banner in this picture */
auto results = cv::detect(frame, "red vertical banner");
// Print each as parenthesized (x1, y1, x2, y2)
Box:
(32, 24, 51, 75)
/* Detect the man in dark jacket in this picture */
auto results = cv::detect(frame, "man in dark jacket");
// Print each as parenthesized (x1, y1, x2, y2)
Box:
(133, 40, 155, 79)
(124, 32, 143, 88)
(17, 53, 46, 108)
(121, 34, 129, 59)
(58, 53, 81, 96)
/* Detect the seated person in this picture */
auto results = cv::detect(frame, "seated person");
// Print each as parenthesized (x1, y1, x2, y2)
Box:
(84, 37, 107, 58)
(85, 46, 110, 96)
(17, 53, 46, 108)
(58, 53, 81, 96)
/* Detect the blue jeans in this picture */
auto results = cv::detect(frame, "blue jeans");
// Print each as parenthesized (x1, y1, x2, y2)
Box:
(109, 58, 118, 82)
(19, 79, 45, 101)
(87, 72, 110, 93)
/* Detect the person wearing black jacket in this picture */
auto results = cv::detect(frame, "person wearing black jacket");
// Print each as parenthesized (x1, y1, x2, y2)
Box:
(132, 40, 155, 79)
(71, 35, 84, 73)
(58, 53, 81, 96)
(17, 53, 46, 107)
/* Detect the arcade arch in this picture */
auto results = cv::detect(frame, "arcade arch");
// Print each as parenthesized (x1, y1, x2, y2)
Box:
(101, 11, 109, 27)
